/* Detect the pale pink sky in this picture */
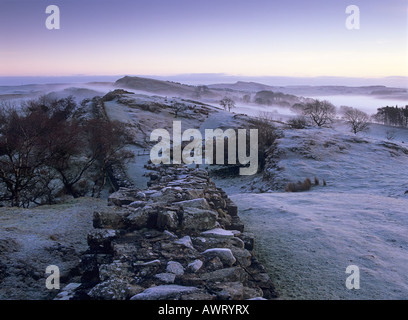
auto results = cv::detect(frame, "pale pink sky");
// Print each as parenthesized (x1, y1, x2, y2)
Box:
(0, 0, 406, 78)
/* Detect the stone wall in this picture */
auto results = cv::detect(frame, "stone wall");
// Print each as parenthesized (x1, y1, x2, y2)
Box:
(56, 165, 277, 300)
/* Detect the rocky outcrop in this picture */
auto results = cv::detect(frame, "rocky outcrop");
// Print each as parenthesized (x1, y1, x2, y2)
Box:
(63, 165, 277, 300)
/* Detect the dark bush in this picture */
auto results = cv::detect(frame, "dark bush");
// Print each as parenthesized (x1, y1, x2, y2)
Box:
(285, 178, 312, 192)
(248, 112, 282, 171)
(288, 117, 307, 129)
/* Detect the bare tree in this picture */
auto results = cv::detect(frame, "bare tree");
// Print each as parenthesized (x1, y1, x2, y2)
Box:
(220, 97, 236, 112)
(85, 119, 135, 197)
(45, 120, 94, 199)
(340, 106, 370, 134)
(0, 97, 135, 207)
(0, 100, 73, 207)
(0, 107, 47, 207)
(302, 99, 336, 127)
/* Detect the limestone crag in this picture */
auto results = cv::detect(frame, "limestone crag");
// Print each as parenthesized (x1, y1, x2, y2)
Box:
(59, 165, 277, 300)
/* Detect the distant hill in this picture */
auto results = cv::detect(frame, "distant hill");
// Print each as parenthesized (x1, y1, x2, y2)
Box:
(208, 81, 277, 92)
(208, 81, 408, 99)
(112, 76, 408, 106)
(45, 87, 104, 101)
(115, 76, 199, 97)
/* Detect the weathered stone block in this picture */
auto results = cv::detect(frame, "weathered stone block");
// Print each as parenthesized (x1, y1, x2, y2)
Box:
(243, 286, 264, 300)
(228, 216, 245, 232)
(230, 247, 252, 268)
(182, 208, 218, 232)
(87, 229, 118, 253)
(174, 236, 195, 250)
(238, 232, 255, 251)
(201, 228, 235, 238)
(166, 261, 185, 276)
(108, 188, 141, 206)
(157, 210, 179, 231)
(93, 208, 128, 229)
(88, 278, 130, 300)
(200, 267, 248, 283)
(226, 203, 238, 217)
(187, 259, 203, 273)
(154, 273, 176, 284)
(202, 248, 236, 267)
(130, 285, 200, 300)
(175, 198, 211, 210)
(211, 282, 244, 300)
(126, 206, 157, 230)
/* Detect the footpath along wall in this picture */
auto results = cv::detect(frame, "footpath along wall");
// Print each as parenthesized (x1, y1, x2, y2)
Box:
(56, 164, 278, 300)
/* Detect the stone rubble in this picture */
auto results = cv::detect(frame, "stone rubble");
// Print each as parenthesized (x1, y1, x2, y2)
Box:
(62, 164, 277, 300)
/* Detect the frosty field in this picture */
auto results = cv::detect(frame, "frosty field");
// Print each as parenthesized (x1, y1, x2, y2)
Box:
(231, 192, 408, 299)
(220, 123, 408, 300)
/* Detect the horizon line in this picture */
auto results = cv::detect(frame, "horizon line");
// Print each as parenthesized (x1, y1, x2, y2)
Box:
(0, 73, 407, 78)
(0, 74, 407, 88)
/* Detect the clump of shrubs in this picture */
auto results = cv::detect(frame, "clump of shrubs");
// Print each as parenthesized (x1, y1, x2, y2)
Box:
(287, 116, 307, 129)
(102, 89, 134, 102)
(249, 112, 283, 171)
(285, 177, 327, 192)
(285, 178, 312, 192)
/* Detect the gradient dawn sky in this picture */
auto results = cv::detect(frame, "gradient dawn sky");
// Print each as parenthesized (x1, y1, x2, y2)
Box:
(0, 0, 407, 78)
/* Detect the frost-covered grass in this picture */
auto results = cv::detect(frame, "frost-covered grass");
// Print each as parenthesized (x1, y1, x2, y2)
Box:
(231, 192, 408, 300)
(0, 197, 107, 300)
(269, 125, 408, 197)
(222, 121, 408, 300)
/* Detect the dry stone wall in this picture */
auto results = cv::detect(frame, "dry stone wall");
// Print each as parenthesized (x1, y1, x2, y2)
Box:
(58, 165, 277, 300)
